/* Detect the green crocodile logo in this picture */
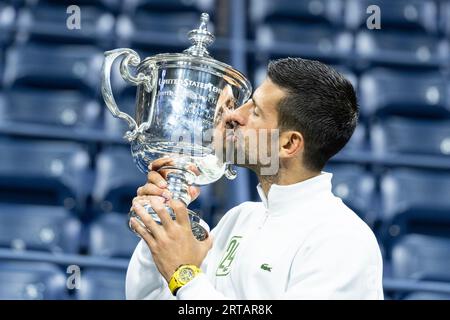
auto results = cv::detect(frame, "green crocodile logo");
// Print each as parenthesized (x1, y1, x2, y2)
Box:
(260, 263, 272, 272)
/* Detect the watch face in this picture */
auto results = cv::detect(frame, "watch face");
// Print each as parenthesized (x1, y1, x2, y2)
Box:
(179, 268, 195, 283)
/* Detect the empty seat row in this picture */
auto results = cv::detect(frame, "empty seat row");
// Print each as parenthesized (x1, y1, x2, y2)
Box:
(0, 89, 102, 128)
(359, 68, 450, 118)
(0, 138, 90, 210)
(254, 23, 352, 61)
(15, 4, 115, 47)
(3, 0, 211, 18)
(391, 234, 450, 282)
(0, 203, 139, 258)
(0, 261, 67, 299)
(384, 233, 450, 299)
(255, 26, 450, 66)
(250, 0, 448, 35)
(0, 1, 215, 46)
(0, 260, 127, 300)
(345, 0, 440, 33)
(372, 117, 450, 157)
(380, 168, 450, 244)
(2, 43, 103, 94)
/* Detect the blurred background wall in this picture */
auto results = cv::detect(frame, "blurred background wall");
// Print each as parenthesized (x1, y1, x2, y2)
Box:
(0, 0, 449, 300)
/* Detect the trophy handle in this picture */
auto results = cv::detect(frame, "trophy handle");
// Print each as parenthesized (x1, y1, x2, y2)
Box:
(101, 48, 153, 142)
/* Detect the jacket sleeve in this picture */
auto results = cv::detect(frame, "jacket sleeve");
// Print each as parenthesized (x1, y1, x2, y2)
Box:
(125, 239, 174, 300)
(125, 231, 231, 300)
(125, 203, 245, 300)
(282, 230, 384, 300)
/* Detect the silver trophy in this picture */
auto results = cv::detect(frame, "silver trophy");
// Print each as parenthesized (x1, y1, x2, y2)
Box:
(101, 13, 252, 241)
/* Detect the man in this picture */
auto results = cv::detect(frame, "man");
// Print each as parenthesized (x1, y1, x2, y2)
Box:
(126, 58, 384, 299)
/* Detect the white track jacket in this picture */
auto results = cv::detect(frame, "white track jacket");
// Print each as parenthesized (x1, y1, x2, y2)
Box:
(126, 172, 384, 300)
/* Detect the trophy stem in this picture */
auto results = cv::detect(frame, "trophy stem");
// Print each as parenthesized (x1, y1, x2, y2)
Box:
(166, 170, 194, 206)
(128, 168, 210, 241)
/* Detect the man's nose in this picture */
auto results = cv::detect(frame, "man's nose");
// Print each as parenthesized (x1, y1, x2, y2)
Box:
(224, 103, 249, 129)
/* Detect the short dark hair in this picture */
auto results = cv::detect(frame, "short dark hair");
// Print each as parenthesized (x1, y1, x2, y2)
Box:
(267, 57, 358, 171)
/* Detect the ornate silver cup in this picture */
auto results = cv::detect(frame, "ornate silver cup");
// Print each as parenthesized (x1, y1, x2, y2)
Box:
(101, 13, 252, 241)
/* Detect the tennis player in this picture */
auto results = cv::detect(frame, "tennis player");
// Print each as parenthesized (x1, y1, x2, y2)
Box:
(126, 58, 384, 300)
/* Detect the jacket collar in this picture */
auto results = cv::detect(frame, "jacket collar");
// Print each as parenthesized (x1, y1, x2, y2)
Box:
(256, 172, 333, 216)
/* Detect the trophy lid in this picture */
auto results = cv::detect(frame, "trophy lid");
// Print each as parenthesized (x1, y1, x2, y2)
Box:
(183, 13, 215, 57)
(139, 13, 251, 96)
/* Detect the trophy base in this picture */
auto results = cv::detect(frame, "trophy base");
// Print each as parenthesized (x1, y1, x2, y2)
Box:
(128, 204, 210, 241)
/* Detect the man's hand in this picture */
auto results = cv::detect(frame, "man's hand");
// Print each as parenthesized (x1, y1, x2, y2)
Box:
(129, 158, 213, 283)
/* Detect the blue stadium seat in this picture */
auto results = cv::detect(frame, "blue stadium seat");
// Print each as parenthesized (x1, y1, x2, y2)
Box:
(0, 88, 101, 129)
(355, 31, 448, 67)
(391, 234, 450, 282)
(255, 23, 352, 60)
(0, 139, 90, 210)
(442, 1, 450, 37)
(76, 268, 126, 300)
(88, 213, 139, 258)
(403, 292, 450, 300)
(0, 203, 81, 253)
(0, 261, 67, 299)
(325, 164, 376, 221)
(0, 49, 3, 86)
(16, 4, 115, 47)
(345, 0, 438, 33)
(372, 117, 450, 156)
(380, 169, 450, 240)
(25, 0, 121, 13)
(3, 43, 103, 94)
(93, 147, 144, 213)
(359, 68, 449, 118)
(122, 0, 214, 15)
(250, 0, 343, 26)
(0, 4, 15, 47)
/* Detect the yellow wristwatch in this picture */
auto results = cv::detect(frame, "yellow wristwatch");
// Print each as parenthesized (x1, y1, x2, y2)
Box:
(169, 264, 202, 296)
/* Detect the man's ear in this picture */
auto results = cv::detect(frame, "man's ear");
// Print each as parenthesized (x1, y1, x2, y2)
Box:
(279, 130, 304, 158)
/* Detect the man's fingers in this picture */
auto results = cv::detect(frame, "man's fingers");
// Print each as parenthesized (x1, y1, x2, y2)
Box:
(137, 183, 171, 200)
(170, 199, 190, 228)
(139, 179, 199, 202)
(187, 163, 201, 176)
(149, 157, 176, 172)
(129, 217, 156, 247)
(188, 186, 200, 202)
(147, 171, 168, 188)
(149, 196, 174, 229)
(132, 201, 164, 238)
